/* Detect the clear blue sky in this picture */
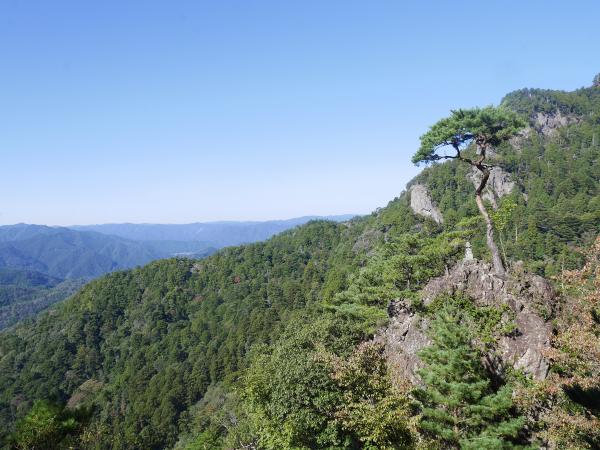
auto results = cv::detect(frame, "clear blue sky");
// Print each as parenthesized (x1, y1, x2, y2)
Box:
(1, 0, 598, 225)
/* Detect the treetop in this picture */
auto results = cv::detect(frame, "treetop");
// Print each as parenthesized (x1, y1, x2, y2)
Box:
(413, 106, 526, 164)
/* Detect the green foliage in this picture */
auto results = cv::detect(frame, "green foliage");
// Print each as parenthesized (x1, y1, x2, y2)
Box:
(328, 342, 414, 450)
(0, 221, 352, 449)
(492, 198, 518, 233)
(10, 400, 80, 450)
(413, 106, 526, 164)
(173, 385, 250, 450)
(240, 315, 413, 449)
(501, 85, 600, 117)
(415, 301, 527, 449)
(241, 314, 365, 449)
(425, 294, 514, 347)
(333, 231, 464, 309)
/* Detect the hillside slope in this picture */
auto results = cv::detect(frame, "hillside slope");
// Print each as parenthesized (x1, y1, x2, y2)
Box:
(0, 268, 85, 330)
(0, 217, 353, 330)
(1, 80, 599, 449)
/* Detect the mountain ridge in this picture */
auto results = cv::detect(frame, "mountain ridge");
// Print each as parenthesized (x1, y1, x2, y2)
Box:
(69, 214, 356, 246)
(1, 80, 599, 449)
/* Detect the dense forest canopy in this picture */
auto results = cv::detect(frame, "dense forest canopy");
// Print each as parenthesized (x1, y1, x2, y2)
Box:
(1, 79, 600, 449)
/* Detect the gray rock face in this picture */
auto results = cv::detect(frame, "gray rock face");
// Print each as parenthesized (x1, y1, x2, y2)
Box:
(469, 166, 516, 209)
(379, 260, 556, 384)
(352, 228, 383, 255)
(534, 110, 580, 137)
(409, 184, 443, 224)
(376, 300, 429, 385)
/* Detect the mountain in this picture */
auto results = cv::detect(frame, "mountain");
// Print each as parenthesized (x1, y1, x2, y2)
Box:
(0, 225, 167, 280)
(0, 225, 177, 330)
(0, 268, 85, 330)
(1, 79, 599, 449)
(0, 224, 63, 243)
(70, 215, 355, 248)
(1, 218, 356, 282)
(0, 218, 352, 329)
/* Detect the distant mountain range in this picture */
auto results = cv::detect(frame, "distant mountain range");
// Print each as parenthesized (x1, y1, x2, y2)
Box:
(0, 225, 166, 279)
(0, 215, 355, 329)
(71, 215, 355, 247)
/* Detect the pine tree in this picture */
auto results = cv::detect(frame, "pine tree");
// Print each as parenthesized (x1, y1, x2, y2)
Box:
(413, 106, 526, 275)
(415, 303, 527, 449)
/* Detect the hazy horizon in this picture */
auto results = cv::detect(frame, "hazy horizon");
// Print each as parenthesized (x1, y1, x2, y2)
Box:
(3, 0, 599, 225)
(1, 213, 358, 228)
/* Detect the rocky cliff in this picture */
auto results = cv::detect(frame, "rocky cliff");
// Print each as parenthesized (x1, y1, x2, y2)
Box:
(534, 110, 581, 137)
(409, 184, 444, 223)
(379, 258, 557, 385)
(469, 166, 516, 209)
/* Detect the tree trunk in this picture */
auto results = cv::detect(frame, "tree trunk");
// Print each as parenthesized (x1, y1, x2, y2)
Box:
(475, 192, 505, 276)
(474, 142, 506, 276)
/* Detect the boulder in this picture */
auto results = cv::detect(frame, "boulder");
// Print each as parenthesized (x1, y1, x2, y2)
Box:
(377, 300, 429, 385)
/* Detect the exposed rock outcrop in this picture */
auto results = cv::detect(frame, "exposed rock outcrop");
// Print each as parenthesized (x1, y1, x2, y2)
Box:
(534, 110, 580, 137)
(378, 300, 429, 385)
(352, 228, 383, 255)
(409, 184, 443, 224)
(66, 379, 104, 410)
(379, 260, 557, 385)
(469, 166, 516, 209)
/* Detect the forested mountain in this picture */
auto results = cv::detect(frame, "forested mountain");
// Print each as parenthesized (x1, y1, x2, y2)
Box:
(0, 226, 174, 330)
(0, 268, 84, 330)
(1, 79, 599, 449)
(0, 217, 348, 329)
(0, 226, 171, 329)
(0, 225, 165, 280)
(71, 215, 355, 248)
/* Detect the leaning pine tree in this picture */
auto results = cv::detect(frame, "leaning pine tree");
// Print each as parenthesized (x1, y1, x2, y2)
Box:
(415, 303, 527, 449)
(413, 106, 525, 275)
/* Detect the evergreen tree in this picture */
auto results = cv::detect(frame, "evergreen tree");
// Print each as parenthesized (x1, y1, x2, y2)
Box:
(413, 107, 526, 275)
(10, 400, 79, 450)
(415, 303, 527, 449)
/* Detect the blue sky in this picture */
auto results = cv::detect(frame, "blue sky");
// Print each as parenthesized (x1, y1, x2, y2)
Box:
(1, 0, 599, 225)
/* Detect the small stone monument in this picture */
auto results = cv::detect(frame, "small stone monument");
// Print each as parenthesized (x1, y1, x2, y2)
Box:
(464, 241, 474, 261)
